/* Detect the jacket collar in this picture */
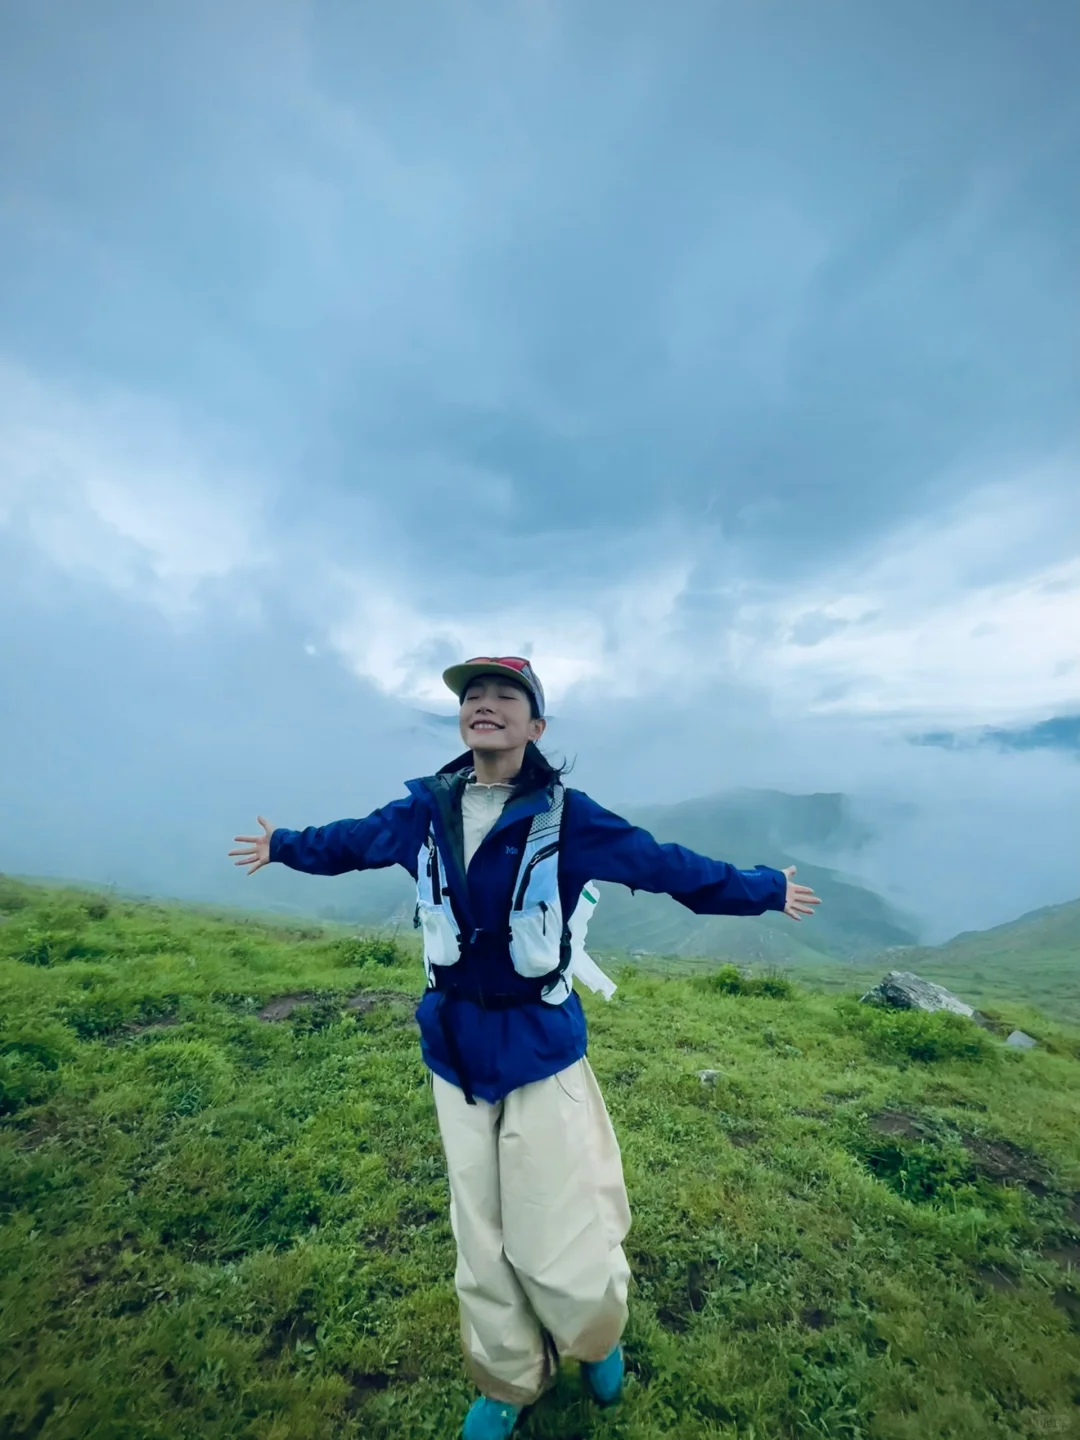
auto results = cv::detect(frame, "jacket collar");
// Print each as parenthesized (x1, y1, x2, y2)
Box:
(405, 757, 558, 926)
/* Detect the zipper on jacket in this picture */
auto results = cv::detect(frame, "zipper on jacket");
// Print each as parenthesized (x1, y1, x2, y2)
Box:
(425, 834, 443, 905)
(513, 842, 559, 910)
(540, 900, 548, 935)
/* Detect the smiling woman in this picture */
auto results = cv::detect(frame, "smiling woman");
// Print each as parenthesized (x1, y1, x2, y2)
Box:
(229, 655, 819, 1440)
(451, 657, 550, 781)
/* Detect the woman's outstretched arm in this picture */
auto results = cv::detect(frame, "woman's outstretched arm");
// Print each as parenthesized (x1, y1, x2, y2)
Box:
(565, 792, 820, 921)
(229, 796, 426, 879)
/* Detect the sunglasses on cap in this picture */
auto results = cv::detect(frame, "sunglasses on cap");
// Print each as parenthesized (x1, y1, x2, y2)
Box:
(464, 655, 531, 671)
(443, 656, 546, 717)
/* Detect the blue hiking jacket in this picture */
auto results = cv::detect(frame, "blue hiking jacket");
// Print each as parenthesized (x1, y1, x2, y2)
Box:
(269, 757, 787, 1102)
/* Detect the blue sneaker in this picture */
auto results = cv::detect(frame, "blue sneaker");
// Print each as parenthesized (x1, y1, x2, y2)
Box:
(581, 1345, 624, 1405)
(461, 1396, 522, 1440)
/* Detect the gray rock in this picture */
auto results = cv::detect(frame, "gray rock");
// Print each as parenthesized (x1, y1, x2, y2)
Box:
(860, 970, 974, 1017)
(1006, 1030, 1037, 1049)
(697, 1069, 724, 1085)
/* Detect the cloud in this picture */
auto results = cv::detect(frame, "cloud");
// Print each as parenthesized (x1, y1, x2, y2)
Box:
(0, 360, 267, 616)
(914, 713, 1080, 758)
(723, 473, 1080, 724)
(787, 612, 853, 648)
(309, 463, 1080, 731)
(319, 533, 696, 707)
(3, 352, 1075, 744)
(1, 0, 1079, 944)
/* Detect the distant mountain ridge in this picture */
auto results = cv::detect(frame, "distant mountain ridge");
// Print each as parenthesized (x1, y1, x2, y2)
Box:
(935, 896, 1080, 953)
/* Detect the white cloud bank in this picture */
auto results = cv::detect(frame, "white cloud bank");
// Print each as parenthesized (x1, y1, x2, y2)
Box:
(2, 358, 1076, 736)
(322, 468, 1080, 731)
(735, 472, 1080, 726)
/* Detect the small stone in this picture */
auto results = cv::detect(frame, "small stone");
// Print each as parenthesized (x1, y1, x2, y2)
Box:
(1006, 1030, 1037, 1049)
(698, 1069, 723, 1085)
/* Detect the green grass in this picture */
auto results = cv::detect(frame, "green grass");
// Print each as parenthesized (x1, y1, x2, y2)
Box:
(605, 894, 1080, 1028)
(1, 875, 1079, 1439)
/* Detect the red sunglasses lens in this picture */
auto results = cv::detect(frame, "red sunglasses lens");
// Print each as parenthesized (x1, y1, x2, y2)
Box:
(465, 655, 529, 672)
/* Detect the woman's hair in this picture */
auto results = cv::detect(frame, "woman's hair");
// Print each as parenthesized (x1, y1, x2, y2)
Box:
(511, 740, 572, 797)
(438, 740, 571, 794)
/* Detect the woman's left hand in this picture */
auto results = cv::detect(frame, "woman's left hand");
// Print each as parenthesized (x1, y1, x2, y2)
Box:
(782, 866, 821, 922)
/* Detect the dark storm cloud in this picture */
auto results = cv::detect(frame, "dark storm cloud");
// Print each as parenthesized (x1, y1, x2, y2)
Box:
(1, 0, 1077, 581)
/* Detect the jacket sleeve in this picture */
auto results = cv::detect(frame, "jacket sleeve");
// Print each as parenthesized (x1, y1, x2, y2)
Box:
(268, 795, 425, 878)
(566, 792, 787, 916)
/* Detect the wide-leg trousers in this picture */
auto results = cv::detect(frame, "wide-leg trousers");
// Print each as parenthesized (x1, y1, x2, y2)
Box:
(432, 1058, 632, 1406)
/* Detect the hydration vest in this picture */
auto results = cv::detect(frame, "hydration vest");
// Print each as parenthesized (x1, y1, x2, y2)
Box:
(414, 782, 614, 1006)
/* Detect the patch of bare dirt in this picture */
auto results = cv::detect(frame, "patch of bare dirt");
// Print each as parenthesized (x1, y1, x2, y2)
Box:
(343, 1370, 393, 1414)
(256, 990, 415, 1023)
(257, 992, 320, 1021)
(1043, 1245, 1080, 1271)
(262, 1308, 317, 1358)
(125, 1013, 180, 1036)
(344, 990, 414, 1017)
(1052, 1287, 1080, 1331)
(656, 1257, 719, 1332)
(976, 1264, 1019, 1292)
(962, 1134, 1052, 1196)
(870, 1109, 929, 1141)
(971, 1012, 1005, 1034)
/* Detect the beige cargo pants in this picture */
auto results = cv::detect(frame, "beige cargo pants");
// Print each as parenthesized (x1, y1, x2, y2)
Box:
(432, 1057, 632, 1406)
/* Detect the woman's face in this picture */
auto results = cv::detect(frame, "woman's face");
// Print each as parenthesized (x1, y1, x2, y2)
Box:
(459, 675, 546, 754)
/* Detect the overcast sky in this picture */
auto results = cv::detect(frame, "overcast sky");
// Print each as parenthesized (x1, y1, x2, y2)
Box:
(1, 0, 1078, 941)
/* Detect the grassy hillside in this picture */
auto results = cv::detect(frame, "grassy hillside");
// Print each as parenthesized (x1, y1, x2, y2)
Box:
(878, 899, 1080, 1025)
(2, 876, 1079, 1439)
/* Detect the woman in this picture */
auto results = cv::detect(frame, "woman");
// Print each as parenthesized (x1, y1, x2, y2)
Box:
(230, 655, 820, 1440)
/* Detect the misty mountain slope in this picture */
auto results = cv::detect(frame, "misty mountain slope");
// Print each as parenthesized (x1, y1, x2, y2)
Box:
(623, 789, 880, 859)
(586, 867, 914, 965)
(586, 789, 919, 961)
(938, 896, 1080, 956)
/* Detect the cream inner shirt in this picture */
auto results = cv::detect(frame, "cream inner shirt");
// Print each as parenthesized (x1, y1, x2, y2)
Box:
(461, 779, 514, 868)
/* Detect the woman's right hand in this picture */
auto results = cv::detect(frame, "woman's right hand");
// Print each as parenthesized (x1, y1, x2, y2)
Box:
(229, 816, 274, 876)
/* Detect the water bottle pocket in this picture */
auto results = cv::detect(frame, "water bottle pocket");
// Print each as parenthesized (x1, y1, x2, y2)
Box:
(417, 902, 460, 971)
(509, 901, 563, 978)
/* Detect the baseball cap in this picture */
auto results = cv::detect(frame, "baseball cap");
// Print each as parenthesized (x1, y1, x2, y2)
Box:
(442, 656, 546, 718)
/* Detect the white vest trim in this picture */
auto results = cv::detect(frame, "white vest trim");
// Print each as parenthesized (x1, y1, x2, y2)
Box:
(415, 784, 616, 1004)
